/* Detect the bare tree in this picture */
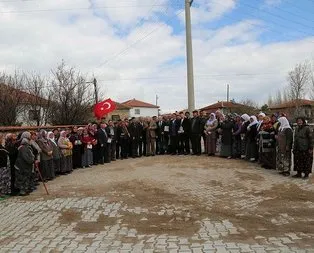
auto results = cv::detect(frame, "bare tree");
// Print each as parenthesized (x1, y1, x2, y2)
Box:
(287, 62, 310, 102)
(0, 72, 27, 126)
(24, 73, 52, 126)
(49, 61, 94, 125)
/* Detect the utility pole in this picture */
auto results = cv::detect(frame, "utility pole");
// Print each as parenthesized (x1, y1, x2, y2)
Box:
(227, 84, 230, 102)
(185, 0, 195, 113)
(86, 78, 99, 104)
(93, 78, 98, 104)
(156, 94, 159, 106)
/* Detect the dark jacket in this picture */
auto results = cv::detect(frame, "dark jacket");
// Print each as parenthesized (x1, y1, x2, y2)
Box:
(15, 142, 35, 172)
(294, 125, 313, 151)
(128, 122, 140, 140)
(182, 118, 191, 135)
(0, 145, 9, 168)
(97, 128, 109, 146)
(191, 116, 202, 135)
(170, 119, 180, 136)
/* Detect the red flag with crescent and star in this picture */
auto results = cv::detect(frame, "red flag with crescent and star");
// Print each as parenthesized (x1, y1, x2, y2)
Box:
(94, 98, 116, 119)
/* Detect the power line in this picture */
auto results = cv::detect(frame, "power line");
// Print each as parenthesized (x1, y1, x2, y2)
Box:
(0, 4, 181, 14)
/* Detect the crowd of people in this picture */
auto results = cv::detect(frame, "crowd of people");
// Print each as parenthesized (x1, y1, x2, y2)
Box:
(0, 110, 313, 197)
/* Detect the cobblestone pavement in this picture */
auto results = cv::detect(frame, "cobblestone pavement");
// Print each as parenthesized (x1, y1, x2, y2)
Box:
(0, 156, 314, 253)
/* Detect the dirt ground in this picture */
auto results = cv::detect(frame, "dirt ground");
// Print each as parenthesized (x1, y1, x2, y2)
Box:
(20, 155, 314, 248)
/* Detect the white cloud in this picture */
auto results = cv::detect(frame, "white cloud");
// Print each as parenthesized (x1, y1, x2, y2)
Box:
(0, 0, 313, 114)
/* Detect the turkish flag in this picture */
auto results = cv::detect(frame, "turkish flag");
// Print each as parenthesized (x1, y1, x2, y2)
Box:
(94, 98, 116, 119)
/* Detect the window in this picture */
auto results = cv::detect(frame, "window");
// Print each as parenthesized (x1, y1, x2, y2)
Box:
(134, 109, 140, 115)
(112, 115, 120, 121)
(29, 110, 40, 121)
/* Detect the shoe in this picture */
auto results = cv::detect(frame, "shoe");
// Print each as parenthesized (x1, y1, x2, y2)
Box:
(303, 174, 309, 179)
(292, 173, 302, 178)
(282, 172, 290, 176)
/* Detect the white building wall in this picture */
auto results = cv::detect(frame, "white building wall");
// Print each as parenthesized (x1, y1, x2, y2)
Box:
(16, 105, 47, 126)
(129, 107, 159, 118)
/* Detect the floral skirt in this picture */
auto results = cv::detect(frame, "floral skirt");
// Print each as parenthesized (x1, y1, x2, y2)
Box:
(276, 149, 291, 173)
(0, 166, 11, 196)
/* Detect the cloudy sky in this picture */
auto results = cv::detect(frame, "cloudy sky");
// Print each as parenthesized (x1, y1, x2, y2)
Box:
(0, 0, 313, 113)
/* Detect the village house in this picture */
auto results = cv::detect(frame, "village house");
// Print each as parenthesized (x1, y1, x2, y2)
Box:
(269, 99, 314, 122)
(0, 83, 49, 126)
(199, 101, 255, 115)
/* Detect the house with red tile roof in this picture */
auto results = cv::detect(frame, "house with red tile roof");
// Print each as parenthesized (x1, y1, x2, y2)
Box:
(269, 99, 314, 122)
(121, 98, 159, 118)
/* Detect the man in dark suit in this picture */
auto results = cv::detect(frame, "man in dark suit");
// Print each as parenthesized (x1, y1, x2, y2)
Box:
(156, 116, 166, 154)
(169, 113, 181, 155)
(97, 123, 110, 164)
(128, 117, 140, 158)
(107, 120, 117, 161)
(190, 110, 202, 155)
(138, 117, 146, 157)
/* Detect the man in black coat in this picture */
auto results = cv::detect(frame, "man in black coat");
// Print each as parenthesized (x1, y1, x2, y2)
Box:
(128, 117, 140, 158)
(169, 113, 181, 155)
(138, 117, 146, 157)
(97, 123, 110, 164)
(190, 110, 202, 155)
(156, 116, 167, 154)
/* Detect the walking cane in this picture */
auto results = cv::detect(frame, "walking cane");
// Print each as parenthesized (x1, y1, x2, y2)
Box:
(35, 162, 49, 195)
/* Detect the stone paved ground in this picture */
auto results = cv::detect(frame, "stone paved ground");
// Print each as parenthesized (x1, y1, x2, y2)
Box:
(0, 155, 314, 253)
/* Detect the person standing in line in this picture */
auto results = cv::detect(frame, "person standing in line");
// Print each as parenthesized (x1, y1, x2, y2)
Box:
(117, 120, 130, 159)
(199, 110, 207, 154)
(14, 132, 35, 196)
(0, 133, 11, 197)
(232, 114, 242, 159)
(69, 126, 83, 169)
(276, 116, 293, 176)
(5, 133, 19, 195)
(97, 123, 110, 164)
(169, 114, 180, 155)
(190, 110, 202, 155)
(47, 131, 62, 175)
(204, 113, 218, 156)
(81, 128, 94, 168)
(128, 117, 140, 158)
(107, 120, 117, 161)
(58, 131, 73, 174)
(146, 117, 157, 156)
(219, 114, 235, 159)
(37, 130, 54, 181)
(293, 117, 313, 179)
(245, 116, 259, 162)
(138, 117, 146, 157)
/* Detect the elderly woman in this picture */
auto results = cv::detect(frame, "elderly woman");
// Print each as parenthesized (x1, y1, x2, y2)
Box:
(37, 130, 54, 181)
(5, 133, 19, 195)
(276, 117, 293, 176)
(240, 114, 250, 159)
(58, 131, 73, 174)
(204, 113, 218, 156)
(293, 117, 313, 179)
(219, 114, 235, 159)
(232, 114, 242, 159)
(258, 116, 276, 170)
(69, 126, 83, 169)
(81, 128, 94, 168)
(48, 131, 61, 175)
(15, 132, 35, 196)
(246, 116, 258, 162)
(0, 133, 11, 197)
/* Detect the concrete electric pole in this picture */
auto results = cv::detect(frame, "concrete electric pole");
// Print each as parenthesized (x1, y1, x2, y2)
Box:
(185, 0, 195, 112)
(86, 78, 99, 104)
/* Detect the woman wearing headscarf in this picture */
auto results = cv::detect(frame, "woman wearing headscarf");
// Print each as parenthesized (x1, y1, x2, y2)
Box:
(58, 131, 73, 174)
(293, 117, 313, 179)
(258, 116, 276, 169)
(14, 132, 35, 196)
(48, 131, 61, 175)
(204, 113, 218, 156)
(5, 133, 19, 195)
(0, 133, 11, 197)
(36, 130, 54, 181)
(246, 116, 258, 162)
(81, 128, 94, 168)
(232, 114, 242, 159)
(219, 114, 235, 158)
(240, 114, 250, 159)
(69, 126, 83, 169)
(30, 132, 42, 190)
(276, 117, 293, 176)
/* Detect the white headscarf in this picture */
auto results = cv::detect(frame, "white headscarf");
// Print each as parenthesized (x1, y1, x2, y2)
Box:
(48, 131, 56, 145)
(278, 117, 291, 131)
(248, 116, 258, 129)
(207, 113, 216, 125)
(241, 114, 250, 123)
